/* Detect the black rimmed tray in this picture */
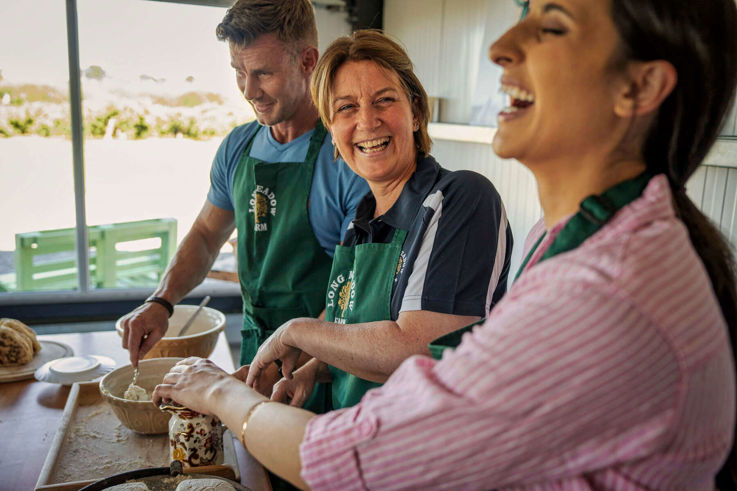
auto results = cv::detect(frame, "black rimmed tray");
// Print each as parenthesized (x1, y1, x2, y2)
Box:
(78, 462, 249, 491)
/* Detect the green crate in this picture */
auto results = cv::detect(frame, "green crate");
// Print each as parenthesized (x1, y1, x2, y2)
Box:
(14, 218, 177, 291)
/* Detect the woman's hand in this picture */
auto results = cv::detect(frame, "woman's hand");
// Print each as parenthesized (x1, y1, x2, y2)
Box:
(152, 357, 238, 414)
(271, 359, 326, 407)
(247, 318, 316, 387)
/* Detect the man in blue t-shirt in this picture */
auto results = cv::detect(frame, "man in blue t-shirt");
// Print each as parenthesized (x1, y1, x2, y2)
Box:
(119, 0, 368, 388)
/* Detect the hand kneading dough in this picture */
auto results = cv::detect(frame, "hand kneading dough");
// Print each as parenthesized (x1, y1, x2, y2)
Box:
(104, 482, 151, 490)
(0, 325, 34, 365)
(175, 478, 235, 491)
(0, 318, 41, 353)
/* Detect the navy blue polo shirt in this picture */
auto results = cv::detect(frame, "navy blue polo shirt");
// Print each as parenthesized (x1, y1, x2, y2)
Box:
(344, 154, 513, 320)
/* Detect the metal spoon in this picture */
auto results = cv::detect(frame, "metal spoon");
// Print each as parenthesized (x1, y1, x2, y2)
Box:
(177, 296, 211, 337)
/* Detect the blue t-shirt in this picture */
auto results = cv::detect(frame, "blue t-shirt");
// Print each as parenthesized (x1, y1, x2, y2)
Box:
(207, 121, 369, 257)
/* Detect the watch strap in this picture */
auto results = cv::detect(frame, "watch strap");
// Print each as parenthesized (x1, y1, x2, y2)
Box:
(145, 296, 174, 317)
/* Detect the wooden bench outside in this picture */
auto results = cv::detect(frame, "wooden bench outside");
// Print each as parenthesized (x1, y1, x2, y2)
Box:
(13, 218, 177, 291)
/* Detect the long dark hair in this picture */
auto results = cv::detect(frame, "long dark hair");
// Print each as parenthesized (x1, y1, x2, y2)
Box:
(611, 0, 737, 486)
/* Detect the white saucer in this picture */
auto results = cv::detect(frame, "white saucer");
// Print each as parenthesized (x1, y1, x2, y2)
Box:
(35, 355, 116, 385)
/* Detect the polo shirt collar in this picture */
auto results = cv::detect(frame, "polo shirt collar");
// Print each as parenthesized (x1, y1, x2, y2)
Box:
(353, 154, 442, 232)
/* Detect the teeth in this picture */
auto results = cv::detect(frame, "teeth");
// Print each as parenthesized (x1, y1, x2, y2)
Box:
(501, 84, 535, 102)
(500, 106, 519, 114)
(356, 137, 390, 153)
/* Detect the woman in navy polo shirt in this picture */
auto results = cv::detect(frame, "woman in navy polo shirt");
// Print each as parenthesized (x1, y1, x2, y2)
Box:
(246, 30, 513, 410)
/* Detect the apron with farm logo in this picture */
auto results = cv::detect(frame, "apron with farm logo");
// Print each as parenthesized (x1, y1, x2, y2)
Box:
(231, 121, 333, 383)
(324, 228, 408, 409)
(428, 172, 653, 360)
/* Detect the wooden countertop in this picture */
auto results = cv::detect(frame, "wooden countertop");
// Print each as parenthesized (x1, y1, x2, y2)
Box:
(0, 330, 270, 490)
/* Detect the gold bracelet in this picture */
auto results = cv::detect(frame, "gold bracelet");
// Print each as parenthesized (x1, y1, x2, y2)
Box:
(240, 400, 272, 450)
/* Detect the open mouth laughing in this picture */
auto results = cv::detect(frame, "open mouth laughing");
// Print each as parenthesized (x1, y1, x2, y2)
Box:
(499, 83, 535, 118)
(355, 137, 391, 154)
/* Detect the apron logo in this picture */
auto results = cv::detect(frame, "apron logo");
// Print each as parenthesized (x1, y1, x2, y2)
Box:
(395, 251, 406, 283)
(327, 270, 355, 324)
(338, 281, 352, 317)
(248, 185, 277, 232)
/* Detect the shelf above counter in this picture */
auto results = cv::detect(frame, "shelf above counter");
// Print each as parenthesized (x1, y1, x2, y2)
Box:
(428, 123, 737, 169)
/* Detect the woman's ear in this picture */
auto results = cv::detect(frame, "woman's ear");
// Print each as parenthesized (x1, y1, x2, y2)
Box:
(614, 60, 677, 117)
(412, 96, 422, 127)
(328, 127, 341, 160)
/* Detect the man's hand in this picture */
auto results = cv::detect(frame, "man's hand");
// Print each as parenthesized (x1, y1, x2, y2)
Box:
(233, 362, 282, 397)
(120, 301, 170, 367)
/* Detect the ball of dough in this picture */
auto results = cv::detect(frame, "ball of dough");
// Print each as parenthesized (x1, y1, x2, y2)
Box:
(175, 478, 235, 491)
(0, 325, 34, 365)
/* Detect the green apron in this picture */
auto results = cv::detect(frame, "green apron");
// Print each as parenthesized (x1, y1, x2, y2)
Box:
(231, 121, 333, 372)
(428, 172, 652, 359)
(324, 228, 408, 409)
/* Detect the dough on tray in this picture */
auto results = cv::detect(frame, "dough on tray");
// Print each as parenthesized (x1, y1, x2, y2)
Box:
(175, 478, 236, 491)
(0, 325, 34, 365)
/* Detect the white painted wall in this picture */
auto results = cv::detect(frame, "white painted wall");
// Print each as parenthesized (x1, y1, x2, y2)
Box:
(314, 5, 352, 54)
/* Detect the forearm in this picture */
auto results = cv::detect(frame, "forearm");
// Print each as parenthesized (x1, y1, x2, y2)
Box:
(285, 311, 480, 383)
(152, 202, 234, 304)
(153, 230, 222, 303)
(289, 319, 428, 383)
(210, 377, 313, 489)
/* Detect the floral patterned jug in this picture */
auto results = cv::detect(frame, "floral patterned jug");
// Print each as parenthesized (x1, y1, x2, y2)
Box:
(160, 403, 224, 468)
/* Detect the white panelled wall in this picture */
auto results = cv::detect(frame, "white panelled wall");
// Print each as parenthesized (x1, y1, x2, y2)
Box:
(430, 136, 540, 281)
(385, 0, 737, 283)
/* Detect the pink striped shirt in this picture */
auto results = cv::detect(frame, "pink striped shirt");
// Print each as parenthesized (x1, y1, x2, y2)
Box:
(299, 175, 735, 490)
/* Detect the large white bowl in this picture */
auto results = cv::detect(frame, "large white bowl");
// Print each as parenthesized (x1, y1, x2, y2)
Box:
(116, 304, 226, 359)
(99, 357, 183, 434)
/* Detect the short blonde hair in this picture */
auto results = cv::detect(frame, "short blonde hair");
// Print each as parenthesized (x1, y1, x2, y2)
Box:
(311, 30, 432, 157)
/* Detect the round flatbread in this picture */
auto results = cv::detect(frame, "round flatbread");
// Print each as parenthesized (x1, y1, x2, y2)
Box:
(0, 325, 34, 365)
(105, 482, 151, 491)
(174, 478, 235, 491)
(0, 318, 41, 353)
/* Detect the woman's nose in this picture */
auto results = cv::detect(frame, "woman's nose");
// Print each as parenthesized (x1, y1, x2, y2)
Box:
(489, 23, 526, 67)
(357, 105, 380, 129)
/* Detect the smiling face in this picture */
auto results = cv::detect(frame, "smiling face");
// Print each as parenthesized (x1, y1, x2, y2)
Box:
(489, 0, 628, 167)
(328, 60, 419, 184)
(230, 33, 310, 128)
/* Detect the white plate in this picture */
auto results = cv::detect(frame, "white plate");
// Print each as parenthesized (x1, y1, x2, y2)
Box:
(35, 354, 116, 385)
(0, 340, 74, 383)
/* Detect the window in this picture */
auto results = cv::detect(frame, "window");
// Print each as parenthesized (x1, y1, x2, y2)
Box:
(0, 1, 351, 315)
(0, 0, 246, 297)
(0, 0, 76, 293)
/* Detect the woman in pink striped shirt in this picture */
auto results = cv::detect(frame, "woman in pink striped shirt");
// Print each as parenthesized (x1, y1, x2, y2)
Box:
(154, 0, 737, 489)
